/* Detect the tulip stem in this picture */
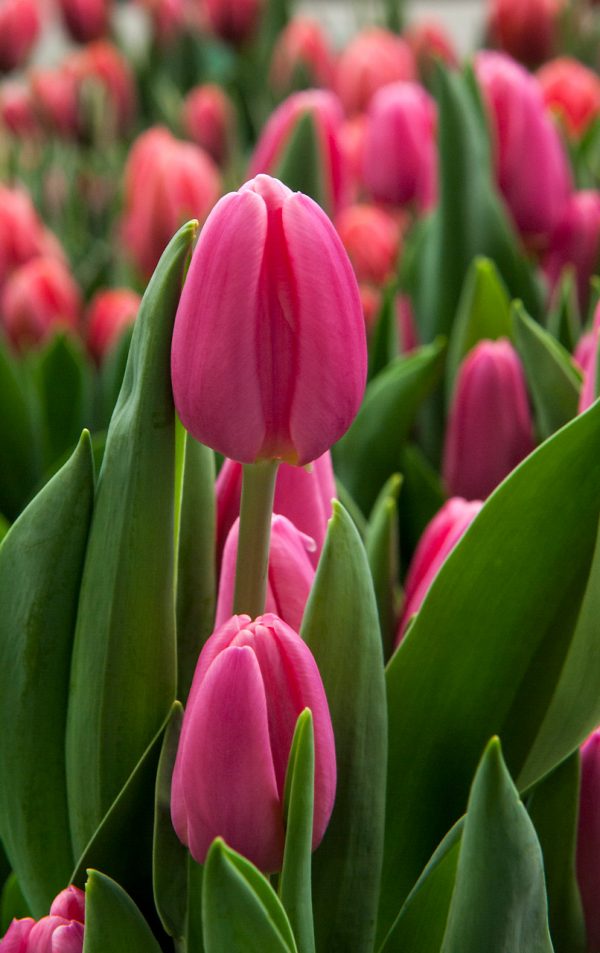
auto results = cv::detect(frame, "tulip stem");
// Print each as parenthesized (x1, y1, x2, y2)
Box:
(233, 460, 280, 619)
(173, 938, 187, 953)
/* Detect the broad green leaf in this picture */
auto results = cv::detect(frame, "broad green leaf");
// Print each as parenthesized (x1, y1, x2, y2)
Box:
(0, 340, 42, 520)
(368, 286, 399, 382)
(378, 402, 600, 941)
(546, 268, 580, 352)
(513, 302, 581, 440)
(397, 443, 445, 566)
(203, 840, 297, 953)
(153, 703, 188, 940)
(366, 474, 402, 661)
(334, 340, 446, 516)
(279, 710, 315, 953)
(0, 432, 94, 916)
(1, 874, 31, 935)
(446, 256, 512, 401)
(441, 739, 553, 953)
(274, 112, 328, 215)
(66, 221, 197, 855)
(301, 503, 387, 953)
(83, 870, 163, 953)
(528, 753, 585, 953)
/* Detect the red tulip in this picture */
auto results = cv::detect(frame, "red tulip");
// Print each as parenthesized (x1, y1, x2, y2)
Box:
(0, 82, 39, 138)
(487, 0, 564, 68)
(57, 0, 111, 43)
(0, 0, 40, 74)
(1, 256, 81, 352)
(86, 288, 141, 362)
(334, 27, 416, 116)
(405, 19, 458, 80)
(202, 0, 263, 44)
(270, 17, 335, 95)
(538, 57, 600, 139)
(336, 204, 402, 286)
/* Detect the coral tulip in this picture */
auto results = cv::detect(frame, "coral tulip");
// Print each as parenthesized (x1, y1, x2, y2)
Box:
(334, 27, 415, 116)
(335, 204, 401, 286)
(86, 288, 140, 362)
(544, 191, 600, 312)
(538, 57, 600, 139)
(1, 256, 81, 352)
(270, 17, 335, 95)
(182, 84, 235, 166)
(0, 0, 39, 74)
(487, 0, 563, 68)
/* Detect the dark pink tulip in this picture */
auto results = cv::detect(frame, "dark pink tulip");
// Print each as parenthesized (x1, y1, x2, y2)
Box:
(1, 885, 85, 952)
(538, 58, 600, 140)
(182, 84, 235, 167)
(57, 0, 111, 43)
(442, 339, 535, 501)
(363, 81, 437, 212)
(396, 497, 482, 643)
(544, 191, 600, 312)
(1, 256, 81, 352)
(578, 730, 600, 953)
(269, 17, 335, 95)
(49, 887, 85, 924)
(487, 0, 563, 68)
(475, 51, 571, 242)
(336, 203, 402, 286)
(171, 174, 366, 465)
(248, 89, 347, 217)
(0, 917, 34, 951)
(202, 0, 263, 44)
(140, 0, 187, 45)
(86, 288, 140, 362)
(171, 613, 336, 871)
(0, 185, 65, 290)
(0, 0, 39, 74)
(334, 27, 416, 116)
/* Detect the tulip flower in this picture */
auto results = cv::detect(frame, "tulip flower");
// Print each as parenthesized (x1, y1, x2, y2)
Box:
(269, 17, 335, 95)
(578, 729, 600, 952)
(335, 204, 402, 286)
(57, 0, 111, 43)
(86, 288, 140, 362)
(29, 66, 80, 139)
(544, 191, 600, 312)
(1, 257, 81, 352)
(171, 613, 336, 871)
(203, 0, 263, 45)
(363, 81, 437, 212)
(487, 0, 563, 68)
(443, 339, 534, 501)
(0, 186, 64, 290)
(140, 0, 187, 45)
(0, 0, 39, 74)
(396, 497, 483, 643)
(334, 27, 416, 116)
(538, 58, 600, 140)
(475, 51, 571, 242)
(248, 90, 347, 217)
(405, 20, 458, 80)
(183, 84, 236, 167)
(0, 82, 39, 139)
(1, 885, 85, 952)
(171, 174, 366, 466)
(121, 127, 220, 277)
(339, 115, 367, 203)
(71, 41, 136, 137)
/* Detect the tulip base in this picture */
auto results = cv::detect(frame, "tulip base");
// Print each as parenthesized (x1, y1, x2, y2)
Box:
(233, 459, 280, 619)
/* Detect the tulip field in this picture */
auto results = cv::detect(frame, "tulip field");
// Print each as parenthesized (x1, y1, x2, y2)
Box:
(3, 0, 600, 950)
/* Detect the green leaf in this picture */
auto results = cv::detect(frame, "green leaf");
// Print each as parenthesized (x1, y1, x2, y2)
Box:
(546, 268, 580, 352)
(1, 874, 31, 935)
(368, 286, 399, 381)
(0, 340, 42, 520)
(274, 112, 328, 214)
(366, 474, 402, 661)
(66, 221, 197, 855)
(203, 840, 298, 953)
(513, 302, 581, 441)
(396, 443, 445, 566)
(279, 710, 315, 953)
(441, 739, 553, 952)
(153, 702, 188, 940)
(334, 340, 446, 516)
(527, 753, 586, 953)
(379, 401, 600, 941)
(0, 432, 94, 916)
(301, 502, 387, 953)
(83, 870, 163, 953)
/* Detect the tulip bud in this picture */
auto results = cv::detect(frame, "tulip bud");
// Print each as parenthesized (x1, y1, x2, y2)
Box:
(121, 126, 221, 278)
(538, 57, 600, 139)
(475, 51, 571, 242)
(0, 185, 65, 290)
(171, 613, 336, 871)
(578, 729, 600, 952)
(248, 90, 347, 217)
(363, 81, 437, 212)
(171, 174, 366, 466)
(396, 497, 482, 643)
(0, 0, 39, 74)
(202, 0, 263, 45)
(544, 191, 600, 312)
(182, 84, 236, 167)
(405, 19, 458, 80)
(86, 288, 140, 362)
(269, 17, 335, 96)
(487, 0, 564, 68)
(442, 339, 534, 501)
(1, 256, 82, 352)
(334, 27, 416, 116)
(57, 0, 111, 43)
(335, 204, 402, 286)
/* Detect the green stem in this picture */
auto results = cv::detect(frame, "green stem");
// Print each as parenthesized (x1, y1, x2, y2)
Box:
(233, 460, 280, 619)
(173, 936, 187, 953)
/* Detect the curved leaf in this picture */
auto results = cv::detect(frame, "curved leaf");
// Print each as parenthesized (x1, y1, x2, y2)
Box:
(83, 870, 163, 953)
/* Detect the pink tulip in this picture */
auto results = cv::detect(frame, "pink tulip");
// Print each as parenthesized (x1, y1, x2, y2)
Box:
(405, 19, 458, 80)
(27, 918, 84, 952)
(0, 0, 39, 74)
(86, 288, 141, 362)
(396, 497, 482, 643)
(140, 0, 187, 45)
(0, 917, 35, 951)
(487, 0, 563, 68)
(171, 613, 336, 871)
(0, 186, 64, 290)
(442, 339, 534, 501)
(338, 115, 367, 203)
(70, 41, 135, 136)
(475, 51, 571, 242)
(363, 81, 437, 212)
(171, 174, 366, 465)
(335, 204, 402, 286)
(1, 886, 85, 952)
(0, 82, 39, 138)
(29, 66, 80, 139)
(544, 191, 600, 312)
(49, 887, 86, 924)
(248, 90, 347, 217)
(202, 0, 263, 44)
(334, 27, 416, 116)
(182, 84, 235, 167)
(1, 256, 81, 352)
(121, 126, 221, 277)
(578, 730, 600, 952)
(57, 0, 111, 43)
(269, 17, 335, 95)
(538, 57, 600, 139)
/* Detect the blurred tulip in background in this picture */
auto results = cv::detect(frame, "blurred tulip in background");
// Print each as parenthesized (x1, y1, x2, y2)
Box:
(0, 0, 40, 74)
(269, 16, 335, 95)
(334, 27, 415, 116)
(538, 57, 600, 138)
(487, 0, 564, 67)
(0, 256, 82, 352)
(182, 83, 236, 166)
(544, 190, 600, 311)
(85, 288, 140, 362)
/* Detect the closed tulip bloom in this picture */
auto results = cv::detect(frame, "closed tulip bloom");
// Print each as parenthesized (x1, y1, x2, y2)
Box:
(86, 288, 140, 362)
(335, 204, 402, 286)
(544, 191, 600, 312)
(0, 0, 39, 74)
(578, 730, 600, 953)
(363, 82, 437, 212)
(49, 886, 86, 924)
(443, 339, 534, 501)
(57, 0, 111, 43)
(475, 51, 571, 242)
(538, 57, 600, 139)
(1, 885, 85, 951)
(0, 917, 35, 950)
(171, 613, 336, 871)
(1, 256, 81, 352)
(334, 27, 416, 116)
(396, 497, 482, 643)
(171, 174, 366, 465)
(270, 17, 335, 95)
(487, 0, 563, 68)
(182, 84, 235, 167)
(0, 185, 64, 290)
(202, 0, 263, 44)
(248, 90, 347, 217)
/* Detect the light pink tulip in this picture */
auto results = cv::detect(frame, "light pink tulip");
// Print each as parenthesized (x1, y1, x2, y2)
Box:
(57, 0, 111, 43)
(487, 0, 563, 68)
(475, 51, 571, 242)
(86, 288, 140, 362)
(171, 613, 336, 871)
(171, 174, 366, 465)
(443, 339, 534, 501)
(202, 0, 263, 44)
(182, 84, 235, 166)
(0, 0, 39, 74)
(578, 730, 600, 953)
(335, 204, 402, 286)
(269, 17, 335, 95)
(544, 191, 600, 312)
(396, 497, 482, 643)
(334, 27, 416, 116)
(363, 81, 437, 212)
(248, 90, 347, 217)
(1, 256, 82, 352)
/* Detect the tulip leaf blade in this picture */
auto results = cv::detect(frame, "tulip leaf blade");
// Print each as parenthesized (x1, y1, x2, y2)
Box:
(203, 839, 298, 953)
(83, 870, 163, 953)
(0, 431, 94, 916)
(366, 473, 402, 661)
(301, 501, 387, 953)
(0, 340, 42, 520)
(274, 111, 328, 215)
(368, 285, 399, 381)
(440, 739, 553, 953)
(153, 702, 188, 941)
(279, 709, 316, 953)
